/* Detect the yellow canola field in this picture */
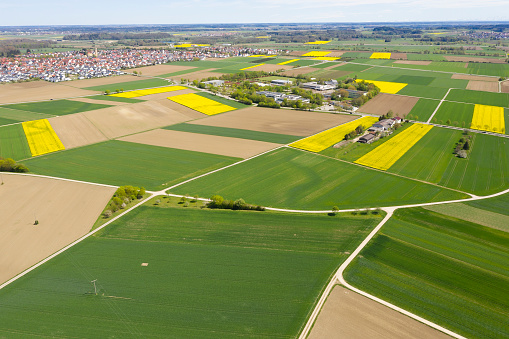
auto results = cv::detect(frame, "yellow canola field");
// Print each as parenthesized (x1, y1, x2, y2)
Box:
(249, 55, 269, 57)
(174, 44, 210, 47)
(370, 52, 391, 59)
(356, 79, 407, 94)
(305, 41, 331, 45)
(354, 123, 433, 171)
(290, 116, 379, 152)
(302, 51, 331, 57)
(240, 63, 265, 70)
(110, 86, 187, 98)
(168, 93, 236, 116)
(470, 104, 505, 134)
(256, 36, 270, 38)
(312, 57, 341, 61)
(278, 59, 300, 65)
(22, 119, 65, 157)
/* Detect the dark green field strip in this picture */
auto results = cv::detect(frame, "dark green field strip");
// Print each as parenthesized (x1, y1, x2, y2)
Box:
(446, 89, 509, 107)
(83, 78, 172, 93)
(394, 75, 435, 86)
(21, 141, 239, 190)
(466, 192, 509, 216)
(195, 92, 250, 110)
(164, 123, 300, 144)
(344, 208, 509, 339)
(0, 117, 19, 127)
(0, 107, 56, 121)
(0, 205, 380, 338)
(390, 129, 509, 195)
(397, 84, 449, 99)
(171, 147, 467, 210)
(334, 63, 373, 72)
(407, 98, 441, 122)
(432, 101, 474, 127)
(86, 95, 145, 103)
(3, 99, 112, 116)
(428, 77, 468, 89)
(0, 124, 31, 160)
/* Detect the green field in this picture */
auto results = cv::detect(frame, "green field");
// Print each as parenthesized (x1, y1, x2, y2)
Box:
(0, 117, 18, 127)
(86, 95, 145, 103)
(0, 204, 382, 338)
(432, 101, 474, 127)
(21, 141, 239, 190)
(446, 89, 509, 107)
(396, 84, 449, 99)
(164, 123, 300, 144)
(406, 98, 441, 121)
(0, 124, 32, 160)
(467, 63, 509, 77)
(334, 63, 373, 72)
(389, 128, 509, 195)
(466, 191, 509, 217)
(83, 78, 173, 93)
(344, 208, 509, 339)
(196, 92, 250, 110)
(3, 99, 111, 116)
(0, 107, 56, 122)
(171, 147, 467, 210)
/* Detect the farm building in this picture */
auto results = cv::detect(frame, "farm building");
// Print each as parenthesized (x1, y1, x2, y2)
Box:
(358, 133, 376, 144)
(271, 79, 293, 86)
(302, 82, 336, 91)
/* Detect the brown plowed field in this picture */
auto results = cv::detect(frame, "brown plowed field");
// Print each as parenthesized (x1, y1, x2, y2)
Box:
(0, 173, 115, 284)
(390, 53, 407, 60)
(327, 51, 346, 57)
(466, 80, 499, 92)
(65, 74, 143, 88)
(246, 64, 293, 72)
(119, 129, 280, 159)
(166, 69, 226, 82)
(358, 93, 419, 116)
(188, 106, 357, 136)
(451, 73, 499, 82)
(281, 67, 318, 76)
(128, 64, 196, 76)
(308, 286, 450, 339)
(0, 81, 99, 104)
(502, 81, 509, 93)
(444, 56, 507, 63)
(394, 60, 432, 66)
(48, 113, 108, 149)
(82, 99, 202, 138)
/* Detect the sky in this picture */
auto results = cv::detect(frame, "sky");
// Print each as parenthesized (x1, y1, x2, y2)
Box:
(1, 0, 508, 26)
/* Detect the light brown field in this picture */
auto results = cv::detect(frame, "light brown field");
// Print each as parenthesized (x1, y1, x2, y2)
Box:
(358, 93, 419, 116)
(289, 50, 307, 56)
(188, 106, 358, 136)
(390, 53, 407, 60)
(444, 56, 507, 63)
(82, 99, 204, 138)
(394, 60, 432, 66)
(451, 73, 499, 82)
(501, 81, 509, 93)
(466, 80, 499, 92)
(0, 81, 99, 104)
(69, 97, 129, 106)
(326, 51, 346, 57)
(166, 69, 225, 82)
(0, 173, 115, 284)
(245, 64, 293, 72)
(281, 67, 318, 76)
(65, 74, 142, 88)
(119, 129, 280, 158)
(308, 286, 450, 339)
(48, 113, 108, 149)
(128, 64, 196, 76)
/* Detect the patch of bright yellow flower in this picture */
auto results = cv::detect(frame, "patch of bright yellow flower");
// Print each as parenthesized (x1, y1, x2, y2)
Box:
(312, 57, 341, 61)
(302, 51, 331, 57)
(305, 41, 331, 45)
(22, 119, 65, 157)
(354, 123, 433, 171)
(174, 43, 209, 48)
(356, 79, 407, 94)
(168, 93, 236, 116)
(370, 52, 391, 59)
(240, 63, 265, 70)
(277, 59, 300, 65)
(110, 86, 187, 98)
(470, 104, 505, 134)
(289, 116, 379, 152)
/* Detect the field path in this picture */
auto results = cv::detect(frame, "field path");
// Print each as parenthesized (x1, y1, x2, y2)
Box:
(426, 88, 452, 123)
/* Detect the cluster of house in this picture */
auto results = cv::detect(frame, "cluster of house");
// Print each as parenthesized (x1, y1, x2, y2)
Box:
(256, 91, 310, 104)
(0, 46, 281, 83)
(359, 117, 403, 144)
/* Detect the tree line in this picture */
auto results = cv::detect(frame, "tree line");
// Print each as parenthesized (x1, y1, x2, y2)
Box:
(0, 158, 29, 173)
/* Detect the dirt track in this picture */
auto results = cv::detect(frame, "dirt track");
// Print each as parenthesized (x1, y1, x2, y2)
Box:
(308, 286, 450, 339)
(466, 80, 499, 92)
(0, 81, 98, 104)
(119, 129, 281, 158)
(188, 106, 358, 136)
(0, 173, 115, 284)
(358, 93, 419, 116)
(48, 113, 108, 149)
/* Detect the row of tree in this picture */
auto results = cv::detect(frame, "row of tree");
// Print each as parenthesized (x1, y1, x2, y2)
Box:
(0, 158, 29, 173)
(208, 195, 265, 211)
(103, 185, 146, 217)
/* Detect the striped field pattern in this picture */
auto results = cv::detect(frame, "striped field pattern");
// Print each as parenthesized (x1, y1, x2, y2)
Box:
(22, 119, 65, 157)
(289, 116, 379, 152)
(168, 93, 236, 115)
(354, 123, 433, 171)
(110, 86, 187, 98)
(470, 104, 505, 134)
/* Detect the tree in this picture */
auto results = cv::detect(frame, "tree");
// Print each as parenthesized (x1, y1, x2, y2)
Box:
(104, 90, 111, 95)
(386, 110, 394, 118)
(463, 140, 470, 150)
(133, 70, 138, 75)
(446, 119, 451, 125)
(330, 206, 339, 216)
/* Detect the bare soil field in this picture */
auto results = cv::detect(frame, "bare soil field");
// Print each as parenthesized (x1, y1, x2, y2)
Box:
(502, 81, 509, 93)
(64, 74, 140, 88)
(158, 99, 206, 119)
(0, 173, 115, 284)
(308, 286, 450, 339)
(129, 64, 196, 76)
(69, 97, 128, 106)
(119, 129, 280, 158)
(466, 80, 499, 92)
(246, 64, 293, 72)
(167, 69, 226, 82)
(0, 81, 98, 104)
(289, 51, 307, 56)
(327, 51, 346, 57)
(394, 60, 432, 66)
(358, 93, 419, 116)
(282, 67, 318, 77)
(390, 53, 407, 60)
(82, 99, 202, 138)
(136, 88, 196, 101)
(451, 74, 499, 82)
(48, 113, 108, 149)
(188, 106, 358, 136)
(444, 56, 507, 63)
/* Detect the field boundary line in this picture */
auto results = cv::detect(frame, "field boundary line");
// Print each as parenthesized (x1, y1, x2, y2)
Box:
(0, 192, 155, 291)
(4, 172, 119, 189)
(426, 88, 452, 123)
